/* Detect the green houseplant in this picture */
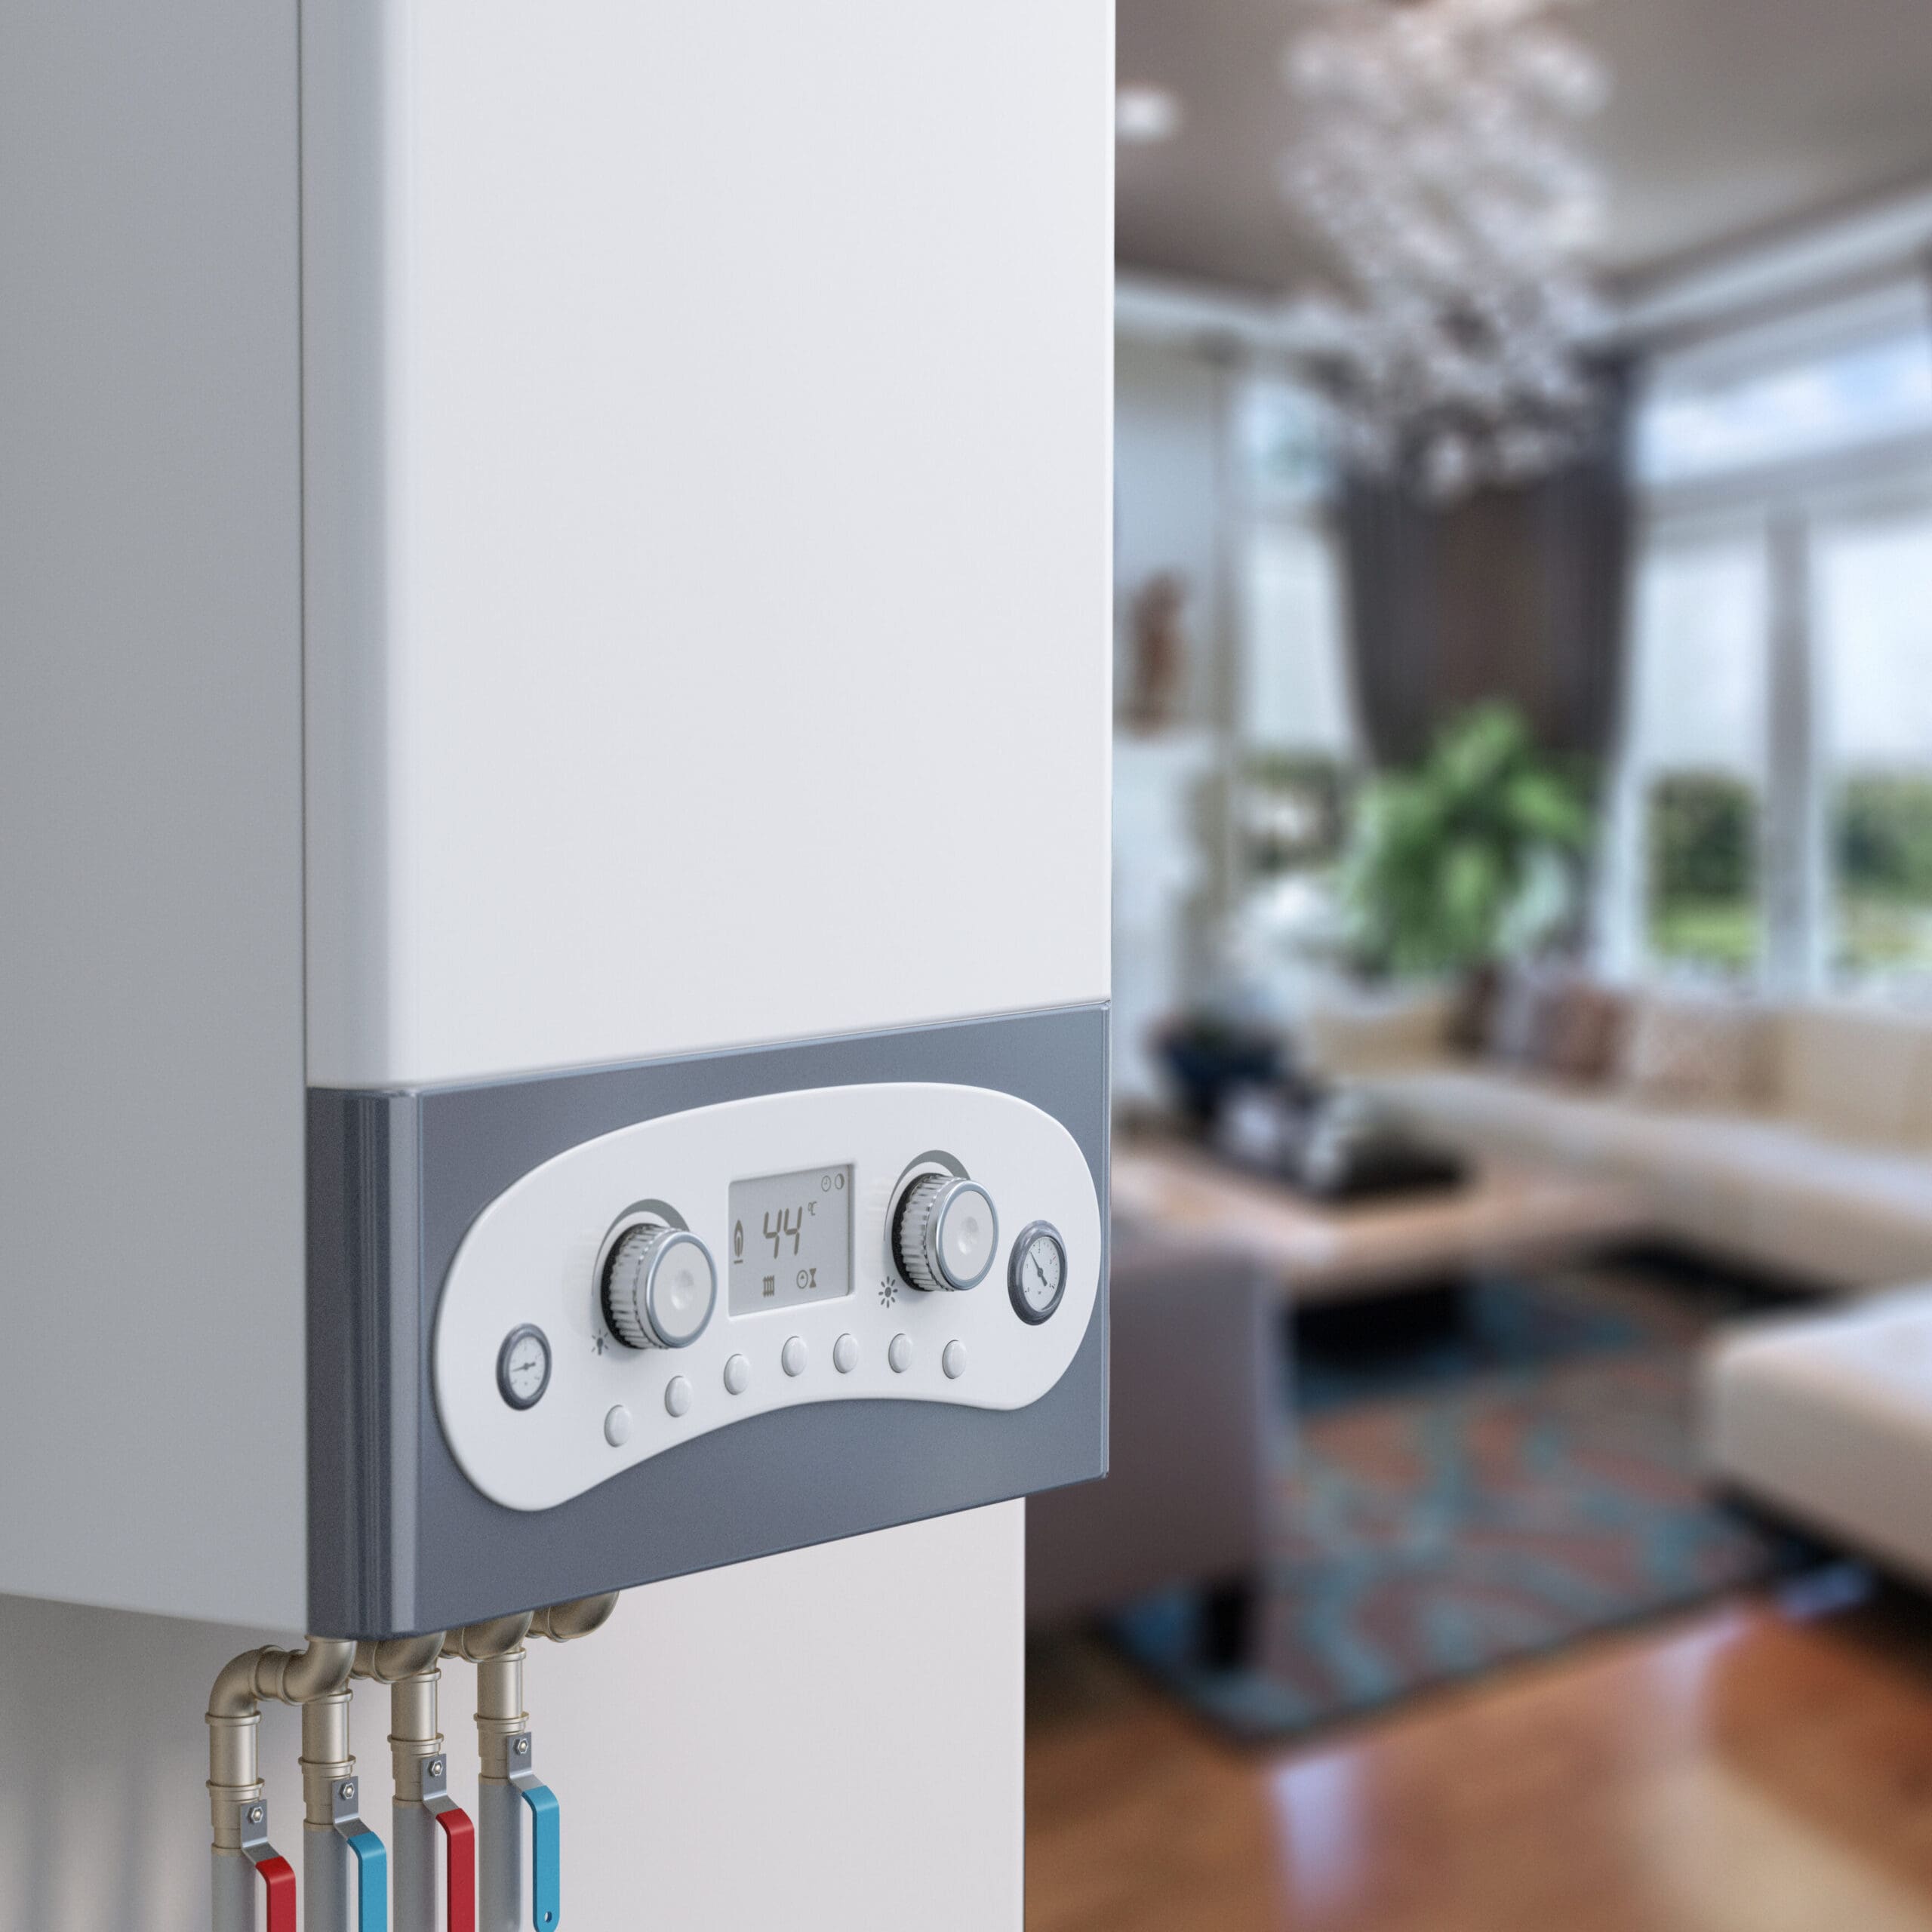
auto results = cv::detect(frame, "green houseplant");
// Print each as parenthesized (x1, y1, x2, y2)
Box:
(1341, 704, 1593, 978)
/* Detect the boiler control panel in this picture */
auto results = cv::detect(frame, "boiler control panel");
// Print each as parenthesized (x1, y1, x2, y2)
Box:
(433, 1082, 1103, 1512)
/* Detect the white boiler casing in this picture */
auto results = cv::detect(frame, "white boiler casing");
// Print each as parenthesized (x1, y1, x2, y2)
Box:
(1, 0, 1112, 1641)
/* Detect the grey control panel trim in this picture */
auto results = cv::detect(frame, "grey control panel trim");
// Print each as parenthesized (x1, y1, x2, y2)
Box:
(307, 1003, 1109, 1638)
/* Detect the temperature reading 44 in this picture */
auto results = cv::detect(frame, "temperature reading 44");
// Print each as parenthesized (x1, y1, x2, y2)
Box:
(728, 1164, 854, 1316)
(762, 1204, 804, 1258)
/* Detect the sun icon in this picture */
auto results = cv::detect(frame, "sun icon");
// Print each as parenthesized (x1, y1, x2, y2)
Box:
(878, 1280, 898, 1307)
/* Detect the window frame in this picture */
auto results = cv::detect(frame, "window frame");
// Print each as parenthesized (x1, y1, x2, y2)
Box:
(1615, 379, 1932, 995)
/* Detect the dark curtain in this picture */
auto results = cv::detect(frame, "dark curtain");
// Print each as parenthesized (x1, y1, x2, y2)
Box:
(1340, 361, 1633, 772)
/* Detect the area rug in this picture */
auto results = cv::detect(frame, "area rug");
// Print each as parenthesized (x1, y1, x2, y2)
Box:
(1111, 1267, 1824, 1743)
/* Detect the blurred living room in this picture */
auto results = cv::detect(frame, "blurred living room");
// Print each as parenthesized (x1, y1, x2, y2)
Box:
(1024, 1, 1932, 1927)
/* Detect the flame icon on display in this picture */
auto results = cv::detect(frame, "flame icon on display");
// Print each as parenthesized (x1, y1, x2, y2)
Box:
(733, 1219, 744, 1260)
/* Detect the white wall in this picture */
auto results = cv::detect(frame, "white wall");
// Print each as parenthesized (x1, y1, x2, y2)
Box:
(1112, 337, 1235, 1097)
(0, 1505, 1023, 1932)
(1113, 337, 1230, 729)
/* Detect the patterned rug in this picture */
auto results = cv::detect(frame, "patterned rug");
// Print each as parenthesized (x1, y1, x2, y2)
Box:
(1111, 1265, 1823, 1743)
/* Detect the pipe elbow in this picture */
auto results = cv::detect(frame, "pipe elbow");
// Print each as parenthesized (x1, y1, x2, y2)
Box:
(207, 1647, 274, 1721)
(353, 1632, 447, 1682)
(443, 1612, 534, 1663)
(531, 1592, 620, 1644)
(260, 1636, 358, 1707)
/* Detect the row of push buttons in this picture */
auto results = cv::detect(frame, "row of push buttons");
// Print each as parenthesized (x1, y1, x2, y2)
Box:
(600, 1330, 968, 1447)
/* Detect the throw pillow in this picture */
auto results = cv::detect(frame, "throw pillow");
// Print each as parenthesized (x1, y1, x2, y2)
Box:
(1487, 958, 1577, 1068)
(1620, 992, 1767, 1110)
(1544, 981, 1629, 1085)
(1448, 961, 1503, 1055)
(1487, 961, 1561, 1066)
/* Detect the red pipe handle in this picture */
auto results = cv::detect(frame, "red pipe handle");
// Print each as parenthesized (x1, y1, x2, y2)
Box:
(435, 1805, 476, 1932)
(256, 1854, 297, 1932)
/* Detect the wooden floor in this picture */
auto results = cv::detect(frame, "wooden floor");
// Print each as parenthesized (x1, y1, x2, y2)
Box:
(1026, 1575, 1932, 1932)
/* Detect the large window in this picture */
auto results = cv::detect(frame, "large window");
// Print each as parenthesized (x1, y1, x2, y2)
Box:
(1232, 377, 1355, 881)
(1816, 510, 1932, 982)
(1637, 285, 1932, 488)
(1241, 518, 1351, 757)
(1620, 533, 1770, 976)
(1614, 282, 1932, 996)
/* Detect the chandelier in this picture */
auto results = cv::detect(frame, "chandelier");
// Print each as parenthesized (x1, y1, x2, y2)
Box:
(1279, 0, 1611, 500)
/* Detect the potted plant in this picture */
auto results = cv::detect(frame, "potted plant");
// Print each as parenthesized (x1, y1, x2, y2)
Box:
(1340, 703, 1593, 980)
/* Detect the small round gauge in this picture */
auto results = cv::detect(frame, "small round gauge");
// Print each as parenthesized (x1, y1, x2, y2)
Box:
(497, 1324, 552, 1411)
(1008, 1222, 1067, 1326)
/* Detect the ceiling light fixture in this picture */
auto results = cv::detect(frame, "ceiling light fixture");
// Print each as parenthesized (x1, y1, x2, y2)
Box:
(1278, 0, 1611, 499)
(1116, 84, 1183, 145)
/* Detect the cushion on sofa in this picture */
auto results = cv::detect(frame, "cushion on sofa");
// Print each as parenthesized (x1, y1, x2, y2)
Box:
(1775, 1003, 1932, 1149)
(1543, 980, 1630, 1084)
(1620, 992, 1771, 1110)
(1487, 960, 1567, 1066)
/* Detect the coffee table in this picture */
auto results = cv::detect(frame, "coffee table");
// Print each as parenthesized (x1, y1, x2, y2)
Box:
(1110, 1135, 1651, 1306)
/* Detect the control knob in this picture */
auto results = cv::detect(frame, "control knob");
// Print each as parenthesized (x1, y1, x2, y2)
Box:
(603, 1225, 717, 1349)
(894, 1175, 998, 1292)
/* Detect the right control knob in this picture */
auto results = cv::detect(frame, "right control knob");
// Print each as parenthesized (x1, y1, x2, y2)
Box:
(894, 1174, 999, 1292)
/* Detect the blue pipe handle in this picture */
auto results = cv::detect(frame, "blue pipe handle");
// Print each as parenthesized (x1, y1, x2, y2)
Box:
(341, 1827, 388, 1932)
(518, 1782, 560, 1932)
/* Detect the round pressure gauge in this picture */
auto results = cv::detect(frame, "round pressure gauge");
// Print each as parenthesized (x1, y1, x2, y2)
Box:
(497, 1324, 552, 1410)
(1008, 1222, 1067, 1325)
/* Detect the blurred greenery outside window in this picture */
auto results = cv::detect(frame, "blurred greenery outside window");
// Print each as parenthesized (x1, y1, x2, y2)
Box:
(1833, 774, 1932, 978)
(1645, 774, 1761, 973)
(1817, 512, 1932, 986)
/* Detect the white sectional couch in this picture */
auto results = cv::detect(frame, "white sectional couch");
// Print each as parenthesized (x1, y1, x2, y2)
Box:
(1703, 1291, 1932, 1586)
(1307, 993, 1932, 1294)
(1306, 984, 1932, 1580)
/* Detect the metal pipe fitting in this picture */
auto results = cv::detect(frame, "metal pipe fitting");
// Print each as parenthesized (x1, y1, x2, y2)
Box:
(441, 1614, 533, 1665)
(353, 1636, 448, 1803)
(391, 1675, 447, 1932)
(300, 1691, 355, 1826)
(441, 1613, 534, 1783)
(445, 1599, 618, 1932)
(206, 1637, 358, 1932)
(445, 1615, 536, 1932)
(354, 1635, 463, 1932)
(355, 1632, 447, 1683)
(207, 1638, 358, 1840)
(386, 1673, 444, 1799)
(528, 1592, 620, 1644)
(302, 1690, 356, 1932)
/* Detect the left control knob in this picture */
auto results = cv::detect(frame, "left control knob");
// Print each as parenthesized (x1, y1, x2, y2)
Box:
(603, 1226, 717, 1349)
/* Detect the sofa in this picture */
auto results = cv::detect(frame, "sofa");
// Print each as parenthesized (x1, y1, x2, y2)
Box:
(1703, 1288, 1932, 1586)
(1306, 990, 1932, 1294)
(1026, 1229, 1278, 1660)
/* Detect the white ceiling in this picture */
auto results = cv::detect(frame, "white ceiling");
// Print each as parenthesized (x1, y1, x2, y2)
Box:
(1117, 0, 1932, 296)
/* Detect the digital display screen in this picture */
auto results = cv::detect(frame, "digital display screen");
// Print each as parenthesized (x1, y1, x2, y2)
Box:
(728, 1164, 854, 1315)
